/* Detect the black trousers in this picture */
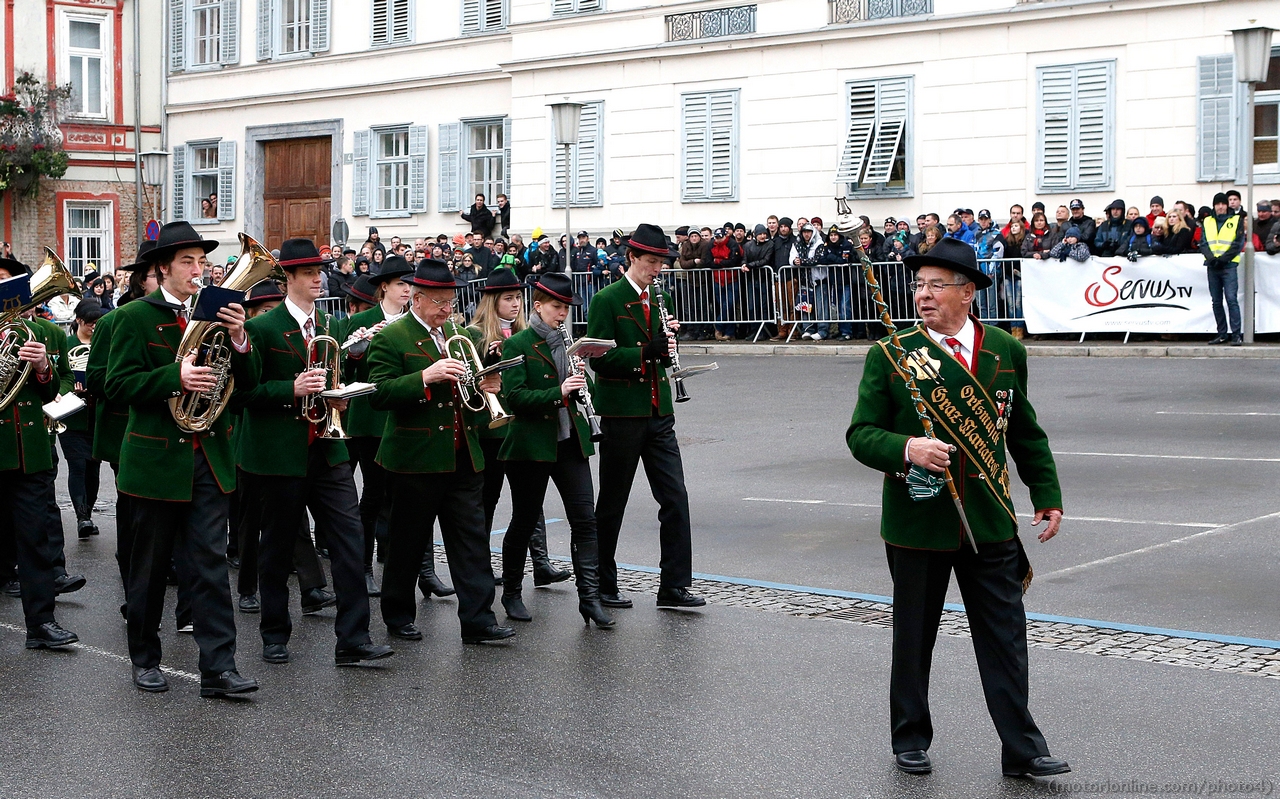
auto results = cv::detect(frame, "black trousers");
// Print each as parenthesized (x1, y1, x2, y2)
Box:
(381, 451, 497, 636)
(503, 439, 596, 594)
(44, 442, 67, 577)
(479, 436, 546, 545)
(59, 430, 101, 522)
(348, 435, 389, 568)
(0, 468, 59, 630)
(885, 539, 1050, 767)
(127, 451, 237, 675)
(595, 414, 693, 593)
(255, 448, 370, 651)
(234, 467, 326, 597)
(111, 462, 191, 628)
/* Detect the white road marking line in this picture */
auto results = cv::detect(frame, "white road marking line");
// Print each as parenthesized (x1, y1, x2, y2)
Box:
(1037, 510, 1280, 579)
(742, 498, 1221, 527)
(1058, 450, 1280, 463)
(0, 621, 200, 682)
(1155, 411, 1280, 417)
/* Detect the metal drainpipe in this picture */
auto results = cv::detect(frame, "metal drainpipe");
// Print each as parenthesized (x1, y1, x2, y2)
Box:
(133, 0, 143, 243)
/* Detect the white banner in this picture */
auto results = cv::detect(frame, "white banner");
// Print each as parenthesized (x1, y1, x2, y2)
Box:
(1020, 253, 1280, 334)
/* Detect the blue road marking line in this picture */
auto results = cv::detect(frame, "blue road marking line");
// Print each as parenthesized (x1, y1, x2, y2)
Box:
(488, 518, 563, 536)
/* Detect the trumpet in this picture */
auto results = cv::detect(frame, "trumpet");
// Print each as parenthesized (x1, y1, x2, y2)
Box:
(558, 323, 603, 442)
(443, 333, 514, 429)
(302, 334, 349, 440)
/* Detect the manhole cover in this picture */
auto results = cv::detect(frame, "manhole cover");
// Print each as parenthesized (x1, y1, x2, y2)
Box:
(819, 607, 894, 626)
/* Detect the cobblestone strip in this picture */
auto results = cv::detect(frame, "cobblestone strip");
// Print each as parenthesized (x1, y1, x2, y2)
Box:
(478, 552, 1280, 680)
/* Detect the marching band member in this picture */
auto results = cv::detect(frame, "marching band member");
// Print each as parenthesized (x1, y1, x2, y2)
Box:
(468, 267, 570, 588)
(104, 221, 257, 696)
(585, 224, 704, 610)
(61, 299, 105, 539)
(239, 239, 392, 667)
(0, 255, 80, 651)
(367, 259, 514, 645)
(497, 273, 612, 628)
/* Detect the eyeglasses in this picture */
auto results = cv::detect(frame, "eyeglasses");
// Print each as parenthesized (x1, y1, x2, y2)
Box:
(427, 297, 457, 309)
(910, 280, 968, 293)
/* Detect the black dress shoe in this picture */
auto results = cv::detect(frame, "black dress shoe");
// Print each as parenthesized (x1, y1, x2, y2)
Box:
(77, 520, 96, 539)
(501, 593, 531, 622)
(335, 642, 395, 665)
(53, 573, 87, 595)
(24, 621, 78, 649)
(1230, 334, 1244, 346)
(200, 670, 259, 698)
(656, 587, 706, 608)
(238, 594, 260, 614)
(365, 570, 381, 597)
(2, 579, 20, 597)
(1004, 756, 1071, 778)
(895, 750, 932, 774)
(1208, 334, 1230, 345)
(418, 573, 456, 598)
(132, 666, 169, 692)
(262, 643, 290, 664)
(387, 623, 423, 641)
(533, 564, 572, 587)
(301, 587, 337, 614)
(462, 624, 515, 645)
(599, 592, 632, 608)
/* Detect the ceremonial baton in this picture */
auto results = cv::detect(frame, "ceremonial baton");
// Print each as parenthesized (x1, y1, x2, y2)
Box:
(834, 194, 978, 553)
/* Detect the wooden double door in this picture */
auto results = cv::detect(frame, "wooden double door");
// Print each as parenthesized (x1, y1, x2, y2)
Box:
(263, 137, 331, 251)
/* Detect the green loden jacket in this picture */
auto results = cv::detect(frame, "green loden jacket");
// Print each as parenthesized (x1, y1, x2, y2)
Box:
(846, 320, 1063, 551)
(339, 304, 392, 439)
(0, 316, 71, 473)
(497, 326, 595, 462)
(366, 313, 486, 474)
(584, 277, 674, 417)
(86, 311, 130, 464)
(103, 292, 257, 500)
(238, 300, 349, 476)
(469, 324, 510, 443)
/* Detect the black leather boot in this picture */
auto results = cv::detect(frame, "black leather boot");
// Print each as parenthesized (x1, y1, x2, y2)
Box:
(501, 586, 531, 622)
(530, 519, 571, 587)
(418, 547, 455, 598)
(572, 538, 614, 629)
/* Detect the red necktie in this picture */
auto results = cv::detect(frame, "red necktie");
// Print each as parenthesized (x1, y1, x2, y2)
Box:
(640, 289, 651, 327)
(176, 308, 188, 333)
(944, 337, 969, 372)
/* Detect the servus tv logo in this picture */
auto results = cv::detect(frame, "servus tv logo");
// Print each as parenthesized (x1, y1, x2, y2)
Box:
(1074, 264, 1194, 318)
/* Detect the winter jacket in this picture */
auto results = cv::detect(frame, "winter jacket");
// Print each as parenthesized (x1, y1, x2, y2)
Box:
(790, 233, 822, 282)
(1066, 214, 1097, 253)
(1155, 227, 1194, 256)
(1021, 228, 1053, 259)
(1265, 218, 1280, 256)
(971, 226, 1005, 262)
(1120, 233, 1155, 260)
(772, 233, 797, 269)
(1093, 201, 1130, 257)
(678, 239, 711, 271)
(710, 238, 743, 285)
(1049, 239, 1092, 263)
(524, 245, 562, 280)
(461, 203, 495, 236)
(743, 238, 775, 271)
(945, 225, 976, 245)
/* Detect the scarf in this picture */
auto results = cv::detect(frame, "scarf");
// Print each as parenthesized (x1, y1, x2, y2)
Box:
(529, 312, 573, 442)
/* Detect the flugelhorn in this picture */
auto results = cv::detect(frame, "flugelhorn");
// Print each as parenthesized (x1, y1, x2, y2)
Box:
(170, 233, 284, 433)
(0, 248, 77, 411)
(443, 332, 514, 429)
(302, 334, 349, 440)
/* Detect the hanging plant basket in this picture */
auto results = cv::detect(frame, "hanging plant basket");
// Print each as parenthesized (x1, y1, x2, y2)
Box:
(0, 73, 72, 199)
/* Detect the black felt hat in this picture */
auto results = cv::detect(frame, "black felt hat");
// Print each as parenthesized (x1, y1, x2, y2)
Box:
(533, 272, 582, 306)
(406, 259, 459, 289)
(345, 274, 379, 305)
(481, 267, 522, 293)
(370, 255, 413, 284)
(122, 240, 158, 271)
(144, 221, 218, 263)
(903, 237, 992, 290)
(624, 224, 679, 259)
(243, 279, 285, 307)
(277, 238, 329, 271)
(0, 256, 29, 277)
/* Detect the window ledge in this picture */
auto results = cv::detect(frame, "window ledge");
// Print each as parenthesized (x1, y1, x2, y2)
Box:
(370, 211, 413, 219)
(681, 196, 739, 204)
(460, 28, 507, 38)
(850, 188, 912, 199)
(188, 218, 222, 225)
(369, 40, 414, 49)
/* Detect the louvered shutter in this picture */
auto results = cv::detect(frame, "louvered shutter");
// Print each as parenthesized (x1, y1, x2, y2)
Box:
(256, 0, 271, 60)
(310, 0, 329, 51)
(461, 0, 480, 32)
(170, 0, 186, 72)
(1197, 54, 1236, 182)
(681, 93, 708, 201)
(837, 82, 876, 183)
(1037, 66, 1073, 191)
(501, 116, 512, 199)
(576, 102, 601, 205)
(552, 0, 574, 12)
(217, 140, 236, 220)
(391, 0, 411, 42)
(371, 0, 388, 45)
(552, 133, 568, 208)
(171, 145, 187, 221)
(707, 91, 736, 199)
(578, 0, 601, 10)
(863, 78, 908, 184)
(482, 0, 504, 30)
(352, 129, 370, 216)
(220, 0, 239, 65)
(438, 122, 462, 211)
(409, 125, 428, 213)
(1073, 62, 1111, 189)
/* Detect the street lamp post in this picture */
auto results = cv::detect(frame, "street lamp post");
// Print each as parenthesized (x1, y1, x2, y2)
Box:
(140, 150, 169, 229)
(550, 101, 584, 308)
(1232, 25, 1274, 344)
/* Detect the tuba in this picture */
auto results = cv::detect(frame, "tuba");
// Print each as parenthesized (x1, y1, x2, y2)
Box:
(169, 233, 284, 432)
(443, 333, 513, 429)
(301, 333, 349, 440)
(0, 248, 77, 411)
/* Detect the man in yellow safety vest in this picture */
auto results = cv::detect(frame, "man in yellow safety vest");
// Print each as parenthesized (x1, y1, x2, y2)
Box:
(1198, 192, 1246, 346)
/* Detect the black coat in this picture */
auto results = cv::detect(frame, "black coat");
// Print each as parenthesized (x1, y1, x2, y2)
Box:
(771, 233, 796, 268)
(461, 203, 495, 236)
(742, 238, 774, 270)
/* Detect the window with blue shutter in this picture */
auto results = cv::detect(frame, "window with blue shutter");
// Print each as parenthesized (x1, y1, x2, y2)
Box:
(171, 145, 187, 221)
(170, 0, 186, 72)
(681, 90, 738, 203)
(461, 0, 505, 34)
(839, 77, 912, 198)
(1036, 60, 1115, 192)
(409, 125, 428, 213)
(352, 129, 371, 216)
(552, 101, 603, 208)
(438, 122, 462, 212)
(1197, 54, 1237, 182)
(217, 140, 236, 220)
(372, 0, 412, 46)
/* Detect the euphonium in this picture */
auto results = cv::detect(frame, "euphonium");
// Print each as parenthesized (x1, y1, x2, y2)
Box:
(302, 333, 349, 440)
(443, 332, 512, 429)
(169, 233, 284, 433)
(0, 248, 77, 411)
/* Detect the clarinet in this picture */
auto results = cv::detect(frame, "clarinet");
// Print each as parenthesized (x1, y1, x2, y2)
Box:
(650, 277, 690, 403)
(559, 322, 604, 442)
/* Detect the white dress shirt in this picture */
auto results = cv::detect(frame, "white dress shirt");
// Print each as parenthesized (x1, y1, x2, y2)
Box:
(925, 317, 975, 370)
